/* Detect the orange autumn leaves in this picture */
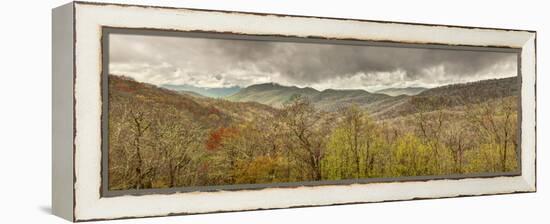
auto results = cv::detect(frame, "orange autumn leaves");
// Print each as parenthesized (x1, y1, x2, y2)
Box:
(205, 127, 239, 151)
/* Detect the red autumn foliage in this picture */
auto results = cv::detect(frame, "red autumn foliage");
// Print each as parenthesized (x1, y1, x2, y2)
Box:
(208, 107, 221, 115)
(205, 127, 238, 151)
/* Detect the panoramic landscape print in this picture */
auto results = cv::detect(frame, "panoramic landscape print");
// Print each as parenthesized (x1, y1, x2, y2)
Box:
(107, 33, 520, 190)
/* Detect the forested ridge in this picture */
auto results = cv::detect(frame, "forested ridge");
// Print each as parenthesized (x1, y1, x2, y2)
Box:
(108, 75, 519, 190)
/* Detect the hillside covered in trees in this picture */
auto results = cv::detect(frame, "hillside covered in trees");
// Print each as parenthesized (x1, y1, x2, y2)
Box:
(108, 75, 520, 190)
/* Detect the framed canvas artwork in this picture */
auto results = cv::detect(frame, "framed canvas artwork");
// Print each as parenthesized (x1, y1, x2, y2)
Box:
(52, 1, 536, 221)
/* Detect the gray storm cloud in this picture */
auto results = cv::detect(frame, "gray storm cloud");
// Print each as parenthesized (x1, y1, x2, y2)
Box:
(109, 33, 517, 91)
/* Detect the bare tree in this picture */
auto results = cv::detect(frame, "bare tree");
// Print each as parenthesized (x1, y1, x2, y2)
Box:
(280, 96, 332, 181)
(414, 103, 445, 173)
(467, 98, 518, 172)
(151, 107, 203, 187)
(336, 104, 378, 178)
(128, 108, 153, 189)
(443, 121, 474, 173)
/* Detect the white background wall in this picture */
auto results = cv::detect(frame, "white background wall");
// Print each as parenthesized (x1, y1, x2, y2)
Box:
(0, 0, 547, 223)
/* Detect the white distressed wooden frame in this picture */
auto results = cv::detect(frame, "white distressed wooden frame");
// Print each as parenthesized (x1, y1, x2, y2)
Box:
(52, 1, 536, 222)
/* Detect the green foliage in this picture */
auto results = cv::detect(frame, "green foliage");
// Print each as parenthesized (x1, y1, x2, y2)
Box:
(464, 142, 519, 173)
(390, 134, 436, 176)
(321, 105, 387, 179)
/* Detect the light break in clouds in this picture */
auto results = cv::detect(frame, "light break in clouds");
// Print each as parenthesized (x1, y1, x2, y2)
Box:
(109, 33, 518, 91)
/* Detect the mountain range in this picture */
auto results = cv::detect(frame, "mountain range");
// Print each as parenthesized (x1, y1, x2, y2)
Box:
(226, 83, 393, 111)
(375, 87, 427, 96)
(161, 84, 241, 98)
(110, 76, 277, 128)
(113, 75, 518, 120)
(225, 77, 518, 118)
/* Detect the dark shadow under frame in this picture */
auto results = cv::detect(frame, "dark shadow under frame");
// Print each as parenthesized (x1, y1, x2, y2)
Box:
(100, 26, 523, 198)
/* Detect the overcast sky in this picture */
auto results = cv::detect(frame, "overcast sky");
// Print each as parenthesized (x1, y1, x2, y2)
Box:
(109, 33, 517, 91)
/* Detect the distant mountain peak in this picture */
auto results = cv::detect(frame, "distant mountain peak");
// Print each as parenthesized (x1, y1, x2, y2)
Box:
(161, 83, 241, 98)
(246, 82, 282, 89)
(247, 82, 309, 89)
(322, 88, 368, 94)
(254, 82, 279, 86)
(376, 87, 427, 96)
(227, 82, 391, 111)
